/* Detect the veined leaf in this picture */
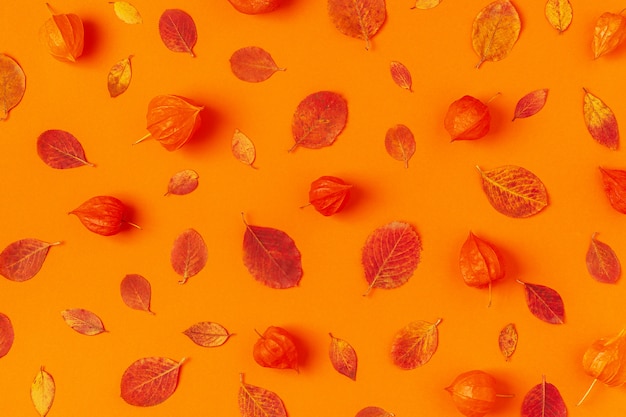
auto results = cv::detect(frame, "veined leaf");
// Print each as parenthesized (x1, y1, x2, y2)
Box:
(61, 308, 106, 335)
(290, 91, 348, 151)
(0, 313, 14, 358)
(159, 9, 197, 56)
(583, 88, 619, 150)
(472, 0, 521, 68)
(183, 322, 232, 347)
(329, 333, 358, 380)
(232, 129, 257, 167)
(37, 129, 94, 169)
(385, 124, 415, 168)
(238, 374, 288, 417)
(0, 53, 26, 120)
(390, 319, 441, 369)
(165, 169, 199, 196)
(230, 46, 285, 82)
(518, 280, 565, 324)
(498, 323, 518, 361)
(0, 239, 60, 282)
(171, 228, 208, 284)
(521, 375, 567, 417)
(356, 407, 396, 417)
(107, 56, 133, 98)
(389, 61, 412, 91)
(586, 233, 621, 283)
(545, 0, 572, 33)
(110, 1, 142, 24)
(599, 167, 626, 214)
(513, 89, 549, 121)
(31, 367, 55, 417)
(120, 274, 153, 313)
(327, 0, 386, 50)
(121, 357, 186, 406)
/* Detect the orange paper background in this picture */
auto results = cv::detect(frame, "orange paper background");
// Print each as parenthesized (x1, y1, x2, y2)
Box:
(1, 0, 626, 415)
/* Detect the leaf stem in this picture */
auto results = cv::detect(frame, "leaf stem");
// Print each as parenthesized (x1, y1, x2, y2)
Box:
(125, 221, 142, 230)
(495, 393, 515, 398)
(577, 378, 598, 406)
(133, 133, 152, 145)
(487, 280, 493, 308)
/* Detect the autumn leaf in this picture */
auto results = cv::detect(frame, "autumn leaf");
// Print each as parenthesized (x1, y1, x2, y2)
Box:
(521, 375, 566, 417)
(545, 0, 572, 33)
(0, 312, 14, 359)
(120, 274, 153, 313)
(513, 89, 549, 121)
(238, 374, 288, 417)
(308, 176, 352, 216)
(385, 124, 416, 168)
(159, 9, 197, 56)
(389, 61, 412, 92)
(0, 53, 26, 120)
(356, 406, 396, 417)
(592, 12, 626, 59)
(230, 46, 285, 83)
(61, 308, 106, 335)
(171, 228, 208, 284)
(69, 196, 138, 236)
(165, 169, 199, 196)
(327, 0, 386, 50)
(232, 129, 257, 168)
(390, 319, 441, 369)
(583, 88, 619, 150)
(39, 4, 84, 62)
(599, 167, 626, 214)
(498, 323, 518, 361)
(586, 233, 621, 284)
(110, 1, 143, 24)
(121, 357, 186, 406)
(37, 129, 94, 169)
(242, 216, 303, 289)
(228, 0, 282, 14)
(472, 0, 521, 68)
(253, 326, 299, 371)
(445, 370, 497, 417)
(183, 322, 232, 347)
(107, 56, 133, 98)
(459, 231, 505, 307)
(517, 280, 565, 324)
(412, 0, 441, 10)
(477, 165, 549, 218)
(444, 95, 490, 141)
(329, 333, 358, 380)
(290, 91, 348, 152)
(362, 221, 422, 295)
(0, 238, 60, 282)
(31, 367, 55, 417)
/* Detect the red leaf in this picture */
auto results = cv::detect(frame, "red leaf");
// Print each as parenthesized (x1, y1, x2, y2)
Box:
(121, 357, 186, 407)
(362, 221, 422, 295)
(69, 196, 138, 236)
(586, 233, 621, 283)
(521, 375, 567, 417)
(230, 46, 285, 82)
(308, 176, 352, 216)
(60, 308, 106, 335)
(583, 88, 619, 150)
(329, 333, 358, 380)
(389, 61, 412, 92)
(170, 228, 208, 284)
(513, 89, 549, 121)
(0, 312, 14, 358)
(120, 274, 153, 313)
(37, 129, 93, 169)
(158, 9, 197, 56)
(599, 167, 626, 214)
(183, 322, 232, 347)
(327, 0, 386, 50)
(242, 218, 302, 289)
(0, 239, 60, 282)
(390, 319, 440, 369)
(385, 124, 416, 168)
(355, 406, 395, 417)
(290, 91, 348, 151)
(498, 323, 518, 361)
(165, 169, 199, 196)
(238, 374, 288, 417)
(232, 129, 257, 167)
(518, 280, 565, 324)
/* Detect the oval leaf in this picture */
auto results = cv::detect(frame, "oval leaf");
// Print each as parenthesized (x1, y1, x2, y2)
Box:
(583, 88, 619, 150)
(0, 53, 26, 120)
(472, 0, 521, 68)
(412, 0, 441, 10)
(230, 46, 284, 83)
(0, 312, 14, 359)
(37, 129, 93, 169)
(513, 89, 549, 121)
(329, 333, 358, 380)
(171, 228, 208, 284)
(385, 124, 416, 168)
(121, 357, 186, 407)
(120, 274, 153, 313)
(498, 323, 518, 361)
(391, 319, 440, 369)
(521, 375, 567, 417)
(600, 167, 626, 214)
(159, 9, 197, 56)
(111, 1, 143, 24)
(183, 322, 232, 347)
(477, 165, 549, 218)
(0, 239, 60, 282)
(107, 56, 132, 98)
(356, 407, 395, 417)
(290, 91, 348, 151)
(61, 308, 106, 335)
(232, 129, 257, 167)
(586, 233, 621, 284)
(518, 280, 565, 324)
(592, 12, 626, 59)
(238, 375, 287, 417)
(31, 367, 55, 417)
(389, 61, 412, 92)
(165, 169, 199, 196)
(362, 221, 422, 295)
(327, 0, 386, 50)
(142, 95, 203, 151)
(545, 0, 572, 33)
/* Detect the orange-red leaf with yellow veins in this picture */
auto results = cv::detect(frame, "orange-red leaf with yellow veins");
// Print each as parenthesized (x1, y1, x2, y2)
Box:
(472, 0, 521, 68)
(170, 228, 208, 284)
(0, 313, 14, 358)
(521, 375, 566, 417)
(327, 0, 386, 50)
(0, 239, 60, 282)
(389, 61, 412, 91)
(385, 124, 416, 168)
(238, 374, 288, 417)
(586, 233, 621, 283)
(583, 89, 619, 150)
(518, 280, 565, 324)
(599, 167, 626, 214)
(290, 91, 348, 151)
(121, 357, 186, 407)
(230, 46, 285, 83)
(329, 333, 358, 380)
(390, 319, 441, 369)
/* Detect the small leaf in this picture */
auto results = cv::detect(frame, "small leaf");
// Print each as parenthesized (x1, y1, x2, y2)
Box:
(329, 333, 358, 380)
(31, 367, 55, 417)
(586, 233, 621, 284)
(165, 169, 199, 196)
(230, 46, 285, 83)
(389, 61, 412, 92)
(356, 406, 395, 417)
(110, 1, 143, 24)
(170, 228, 208, 284)
(412, 0, 441, 10)
(385, 124, 416, 168)
(592, 12, 626, 59)
(513, 89, 549, 121)
(521, 375, 567, 417)
(121, 357, 186, 407)
(308, 176, 352, 216)
(120, 274, 153, 313)
(498, 323, 518, 361)
(159, 9, 197, 56)
(545, 0, 572, 33)
(477, 165, 549, 218)
(0, 53, 26, 120)
(362, 221, 422, 295)
(70, 195, 137, 236)
(472, 0, 521, 68)
(37, 129, 94, 169)
(290, 91, 348, 152)
(107, 56, 133, 98)
(140, 95, 203, 151)
(583, 88, 619, 150)
(599, 167, 626, 214)
(61, 308, 106, 335)
(327, 0, 387, 50)
(232, 129, 257, 167)
(39, 5, 84, 62)
(238, 374, 288, 417)
(390, 319, 441, 369)
(518, 280, 565, 324)
(183, 322, 232, 347)
(0, 312, 14, 358)
(0, 239, 60, 282)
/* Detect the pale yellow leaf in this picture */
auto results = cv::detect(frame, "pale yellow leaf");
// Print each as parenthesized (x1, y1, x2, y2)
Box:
(31, 367, 55, 417)
(111, 1, 143, 24)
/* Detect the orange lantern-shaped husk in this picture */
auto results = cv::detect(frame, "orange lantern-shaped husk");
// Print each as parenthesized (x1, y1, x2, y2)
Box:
(139, 95, 203, 151)
(253, 326, 299, 371)
(446, 370, 497, 417)
(39, 4, 84, 62)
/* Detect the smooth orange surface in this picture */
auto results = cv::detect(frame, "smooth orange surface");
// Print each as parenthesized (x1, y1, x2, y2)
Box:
(1, 1, 626, 416)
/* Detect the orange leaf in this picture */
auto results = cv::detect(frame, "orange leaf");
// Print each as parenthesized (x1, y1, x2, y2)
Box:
(0, 313, 14, 359)
(0, 53, 25, 120)
(253, 326, 299, 371)
(120, 274, 153, 313)
(498, 323, 518, 361)
(599, 167, 626, 214)
(586, 233, 621, 284)
(362, 221, 422, 295)
(120, 357, 186, 407)
(477, 165, 549, 218)
(70, 195, 138, 236)
(165, 169, 199, 196)
(238, 374, 288, 417)
(521, 375, 566, 417)
(579, 329, 626, 404)
(230, 46, 285, 83)
(328, 333, 358, 380)
(183, 322, 232, 347)
(39, 4, 84, 62)
(290, 91, 348, 151)
(37, 129, 94, 169)
(444, 95, 490, 141)
(308, 176, 352, 216)
(170, 228, 208, 284)
(472, 0, 521, 68)
(583, 88, 619, 150)
(355, 406, 396, 417)
(412, 0, 441, 10)
(512, 89, 549, 121)
(385, 124, 416, 168)
(0, 239, 60, 282)
(327, 0, 386, 50)
(31, 367, 55, 417)
(517, 280, 565, 324)
(592, 12, 626, 59)
(544, 0, 572, 33)
(459, 231, 505, 307)
(390, 319, 441, 369)
(60, 308, 106, 335)
(107, 55, 133, 98)
(389, 61, 412, 92)
(445, 370, 497, 417)
(139, 95, 203, 151)
(159, 9, 197, 56)
(110, 1, 143, 24)
(232, 129, 257, 167)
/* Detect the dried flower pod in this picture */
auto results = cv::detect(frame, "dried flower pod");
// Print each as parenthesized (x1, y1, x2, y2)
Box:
(444, 95, 490, 141)
(39, 3, 84, 62)
(445, 370, 497, 417)
(578, 329, 626, 404)
(69, 196, 138, 236)
(308, 176, 352, 216)
(253, 326, 298, 371)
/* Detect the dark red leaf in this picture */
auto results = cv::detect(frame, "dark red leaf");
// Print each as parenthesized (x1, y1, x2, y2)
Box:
(518, 280, 565, 324)
(599, 167, 626, 214)
(389, 61, 412, 92)
(521, 375, 567, 417)
(37, 130, 93, 169)
(0, 239, 60, 282)
(290, 91, 348, 151)
(158, 9, 197, 56)
(121, 357, 186, 407)
(170, 228, 208, 284)
(513, 89, 549, 121)
(0, 312, 14, 358)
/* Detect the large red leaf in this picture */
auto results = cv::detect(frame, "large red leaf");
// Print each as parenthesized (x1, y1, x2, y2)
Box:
(518, 280, 565, 324)
(290, 91, 348, 151)
(121, 357, 186, 407)
(37, 130, 93, 169)
(521, 375, 567, 417)
(120, 274, 153, 313)
(0, 312, 14, 358)
(170, 228, 208, 284)
(0, 238, 60, 282)
(238, 375, 287, 417)
(158, 9, 197, 56)
(586, 233, 621, 283)
(327, 0, 386, 50)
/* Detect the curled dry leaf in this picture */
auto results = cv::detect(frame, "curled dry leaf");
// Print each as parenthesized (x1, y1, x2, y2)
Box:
(362, 221, 422, 295)
(253, 326, 299, 371)
(108, 56, 133, 98)
(230, 46, 285, 83)
(121, 357, 186, 407)
(308, 176, 352, 216)
(459, 231, 505, 307)
(356, 406, 395, 417)
(385, 124, 416, 168)
(472, 0, 521, 68)
(517, 280, 565, 324)
(39, 3, 84, 62)
(0, 53, 26, 121)
(238, 374, 288, 417)
(110, 1, 143, 24)
(412, 0, 441, 10)
(599, 167, 626, 214)
(445, 370, 497, 417)
(329, 333, 358, 380)
(327, 0, 387, 50)
(166, 169, 199, 196)
(521, 375, 566, 417)
(290, 91, 348, 152)
(444, 95, 490, 141)
(545, 0, 572, 33)
(583, 88, 619, 150)
(31, 367, 55, 417)
(232, 129, 257, 167)
(390, 319, 441, 370)
(513, 89, 549, 121)
(0, 312, 14, 358)
(592, 12, 626, 59)
(69, 196, 138, 236)
(61, 308, 106, 335)
(389, 61, 412, 92)
(498, 323, 518, 361)
(159, 9, 197, 56)
(37, 129, 93, 169)
(586, 233, 621, 283)
(0, 239, 60, 282)
(477, 165, 549, 218)
(171, 228, 208, 284)
(184, 321, 232, 347)
(120, 274, 153, 313)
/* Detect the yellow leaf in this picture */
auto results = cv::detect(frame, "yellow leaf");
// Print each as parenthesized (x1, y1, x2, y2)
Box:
(107, 56, 132, 98)
(544, 0, 572, 33)
(412, 0, 441, 10)
(592, 12, 626, 59)
(31, 367, 55, 417)
(111, 1, 143, 24)
(471, 0, 521, 68)
(231, 129, 257, 167)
